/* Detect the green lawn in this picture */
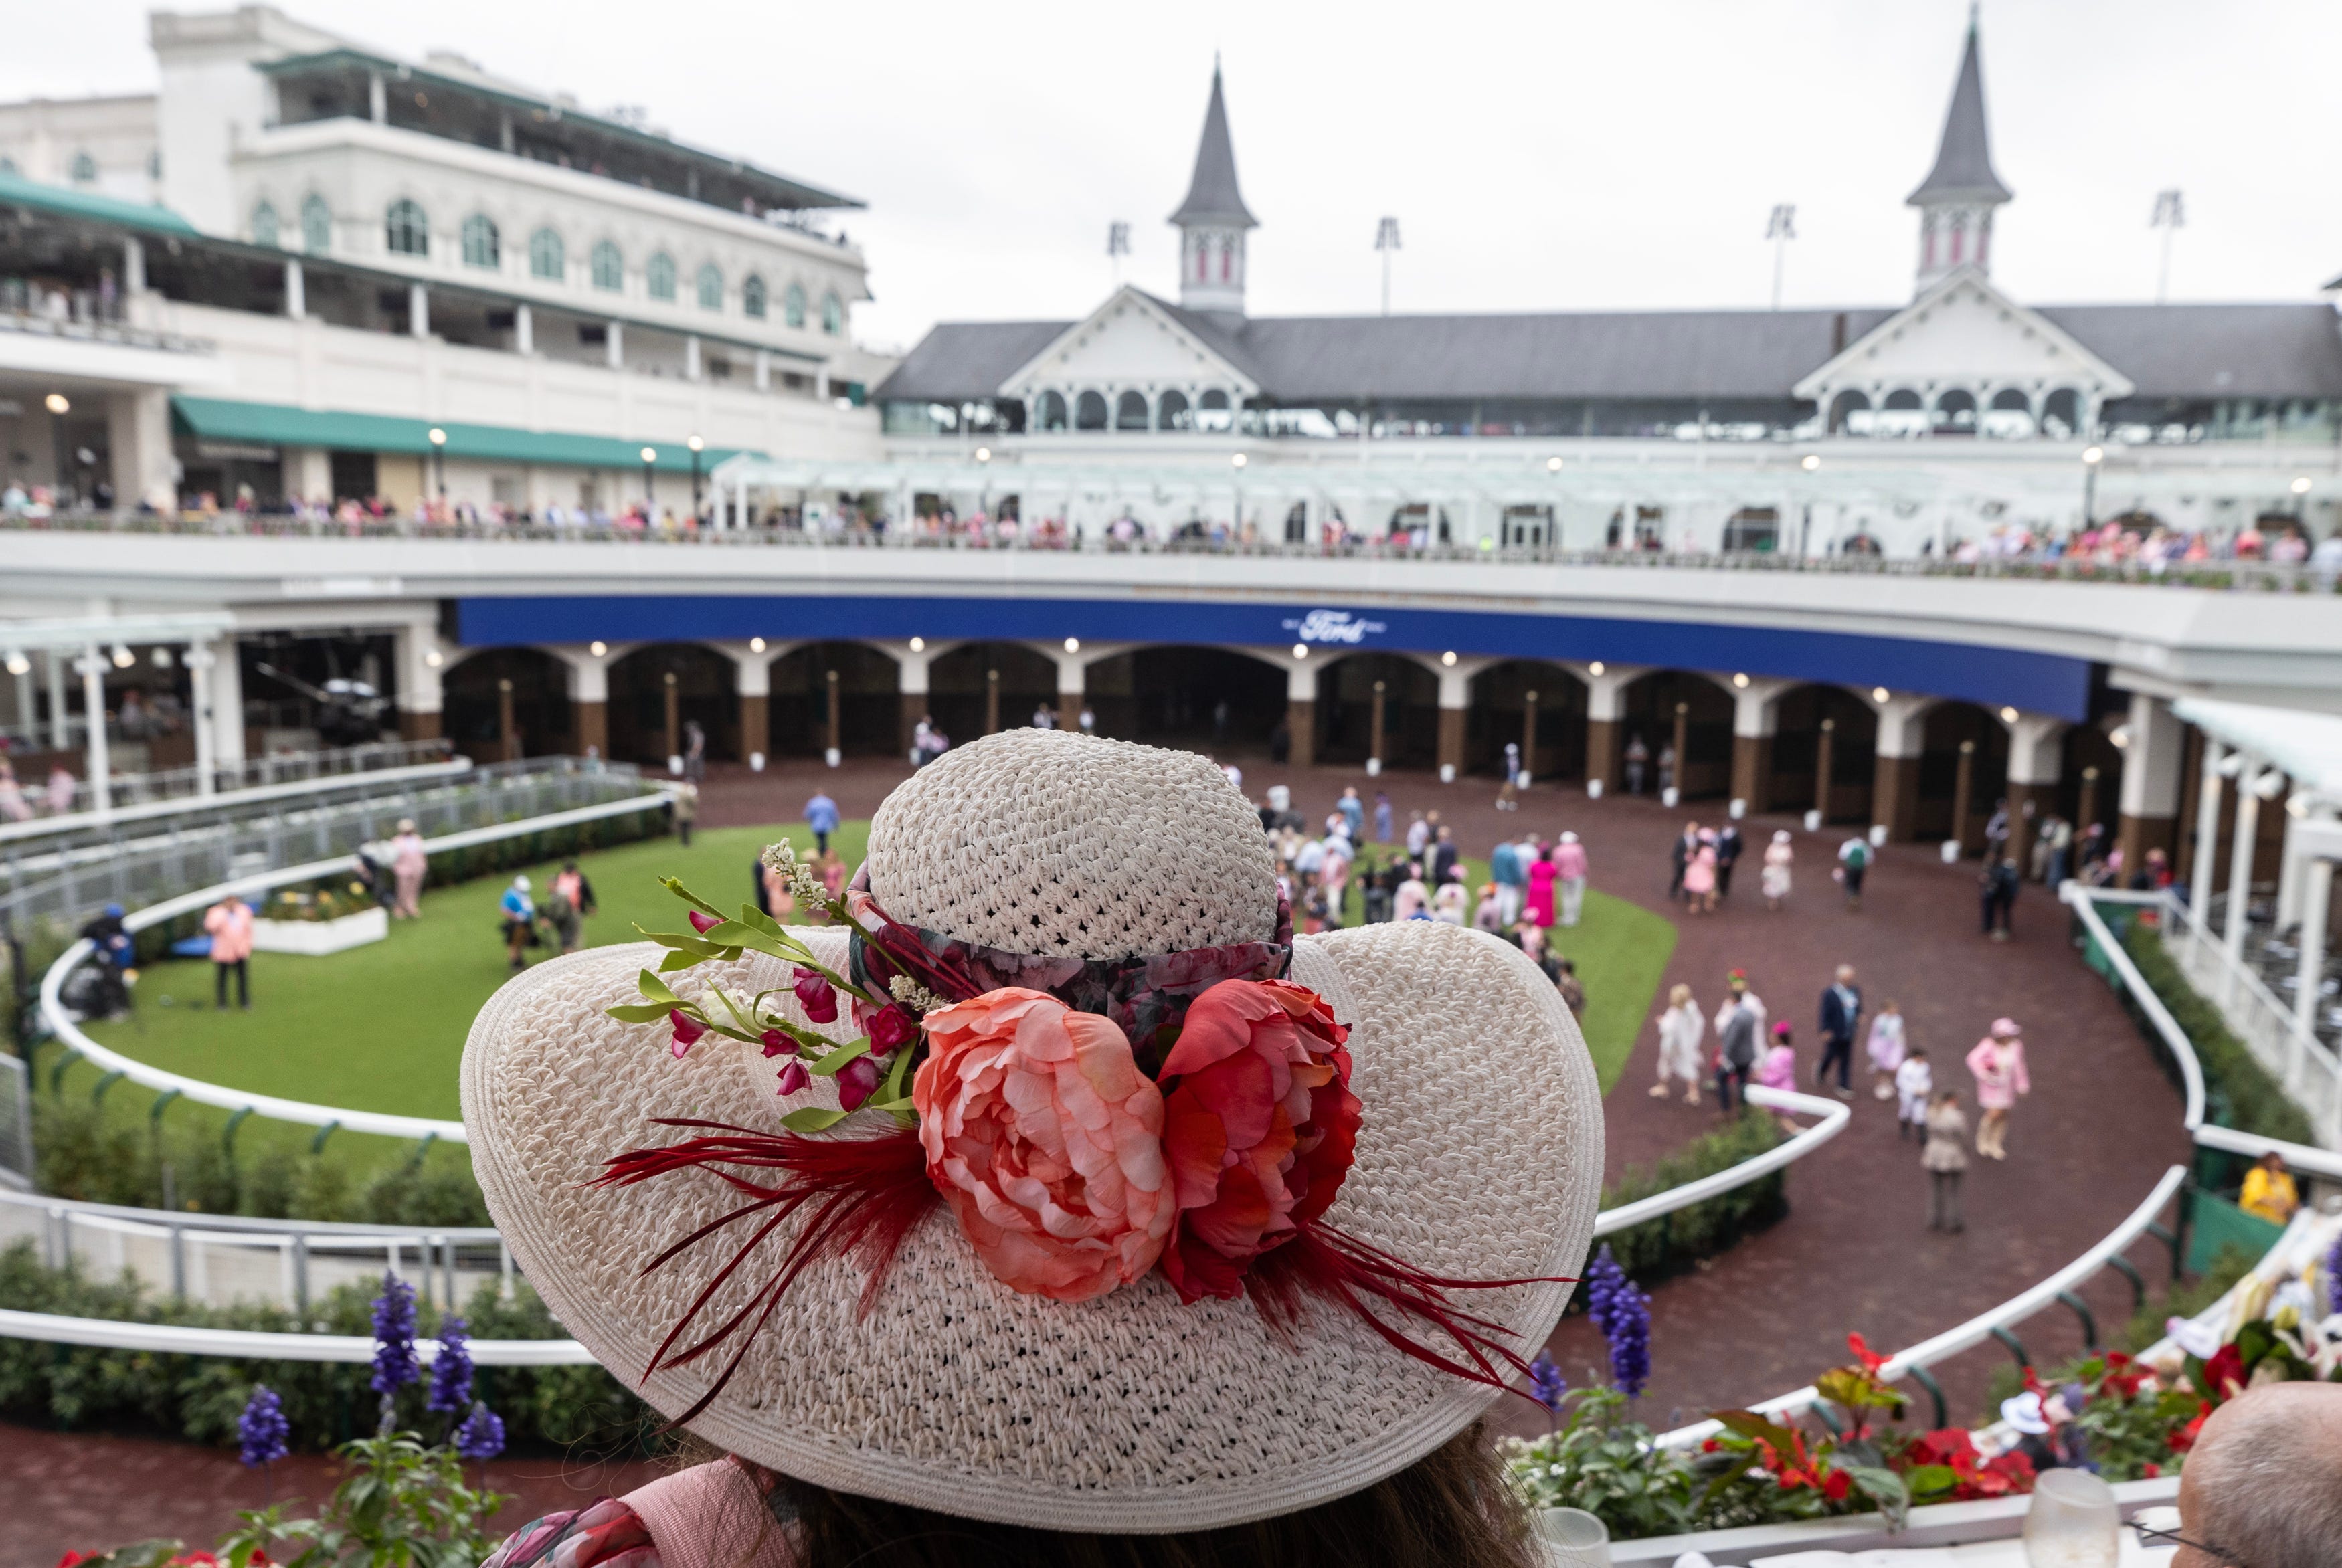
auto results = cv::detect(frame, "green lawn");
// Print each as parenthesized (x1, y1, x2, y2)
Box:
(83, 821, 861, 1123)
(69, 822, 1667, 1189)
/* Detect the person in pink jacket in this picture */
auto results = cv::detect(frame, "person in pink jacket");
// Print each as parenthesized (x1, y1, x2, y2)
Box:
(203, 894, 255, 1010)
(1965, 1016, 2030, 1160)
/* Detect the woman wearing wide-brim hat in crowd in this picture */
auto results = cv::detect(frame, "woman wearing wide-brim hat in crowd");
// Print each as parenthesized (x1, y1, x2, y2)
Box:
(1965, 1016, 2030, 1161)
(464, 729, 1603, 1568)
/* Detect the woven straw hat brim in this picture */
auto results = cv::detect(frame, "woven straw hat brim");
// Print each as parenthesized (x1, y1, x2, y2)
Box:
(462, 919, 1601, 1533)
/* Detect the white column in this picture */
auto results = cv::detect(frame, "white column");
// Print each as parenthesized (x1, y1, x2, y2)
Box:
(514, 303, 533, 355)
(284, 258, 306, 320)
(1436, 664, 1471, 783)
(394, 625, 446, 741)
(2296, 853, 2334, 1042)
(368, 70, 387, 124)
(754, 349, 770, 392)
(1285, 656, 1318, 706)
(1050, 645, 1087, 718)
(606, 320, 624, 370)
(10, 660, 31, 745)
(45, 647, 70, 751)
(2224, 759, 2266, 979)
(185, 642, 218, 795)
(1579, 662, 1645, 724)
(209, 635, 246, 771)
(122, 235, 145, 294)
(2119, 692, 2185, 825)
(408, 282, 429, 338)
(685, 334, 701, 381)
(2191, 739, 2226, 935)
(2005, 714, 2066, 787)
(81, 643, 111, 814)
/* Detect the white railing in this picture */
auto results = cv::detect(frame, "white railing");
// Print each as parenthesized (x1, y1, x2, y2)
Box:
(2149, 889, 2342, 1146)
(1592, 1085, 1847, 1236)
(35, 786, 672, 1144)
(1, 738, 456, 829)
(0, 757, 469, 854)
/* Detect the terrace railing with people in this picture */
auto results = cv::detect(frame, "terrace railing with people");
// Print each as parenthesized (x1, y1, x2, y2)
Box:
(0, 737, 454, 823)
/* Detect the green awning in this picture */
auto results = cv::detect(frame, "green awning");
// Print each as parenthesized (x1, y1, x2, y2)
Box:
(0, 170, 201, 239)
(170, 396, 757, 473)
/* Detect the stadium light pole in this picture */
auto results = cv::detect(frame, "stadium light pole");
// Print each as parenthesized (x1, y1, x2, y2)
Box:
(640, 446, 657, 513)
(426, 425, 447, 500)
(2150, 189, 2184, 305)
(1766, 204, 1797, 311)
(1374, 217, 1400, 316)
(2081, 444, 2104, 527)
(687, 434, 705, 518)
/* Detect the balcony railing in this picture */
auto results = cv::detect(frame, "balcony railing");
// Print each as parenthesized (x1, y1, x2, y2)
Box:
(4, 508, 2335, 589)
(0, 304, 215, 356)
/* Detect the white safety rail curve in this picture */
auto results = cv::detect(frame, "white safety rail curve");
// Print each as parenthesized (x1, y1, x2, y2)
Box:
(37, 787, 671, 1144)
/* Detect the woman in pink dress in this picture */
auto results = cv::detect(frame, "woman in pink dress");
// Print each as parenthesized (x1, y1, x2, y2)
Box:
(1524, 847, 1559, 928)
(1965, 1016, 2030, 1161)
(1682, 831, 1718, 914)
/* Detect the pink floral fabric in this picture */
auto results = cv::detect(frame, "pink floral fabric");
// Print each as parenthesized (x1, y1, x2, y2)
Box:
(479, 1496, 659, 1568)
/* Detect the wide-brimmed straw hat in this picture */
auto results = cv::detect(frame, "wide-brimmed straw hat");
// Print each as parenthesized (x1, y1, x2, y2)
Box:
(463, 730, 1601, 1533)
(1989, 1016, 2021, 1038)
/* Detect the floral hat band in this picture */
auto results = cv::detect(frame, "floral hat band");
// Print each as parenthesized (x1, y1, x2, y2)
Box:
(841, 864, 1295, 1070)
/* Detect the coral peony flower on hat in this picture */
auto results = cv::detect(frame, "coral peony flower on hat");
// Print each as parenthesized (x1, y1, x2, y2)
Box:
(1156, 977, 1360, 1304)
(913, 987, 1174, 1303)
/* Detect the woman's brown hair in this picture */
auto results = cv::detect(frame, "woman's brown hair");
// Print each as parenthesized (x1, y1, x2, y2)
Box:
(761, 1421, 1536, 1568)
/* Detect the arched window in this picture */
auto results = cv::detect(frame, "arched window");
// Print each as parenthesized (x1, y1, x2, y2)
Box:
(742, 274, 767, 319)
(1197, 388, 1233, 433)
(1156, 390, 1192, 431)
(300, 193, 332, 253)
(1035, 391, 1068, 432)
(460, 213, 500, 269)
(646, 252, 676, 302)
(590, 240, 623, 292)
(783, 282, 806, 328)
(384, 199, 430, 257)
(1115, 391, 1150, 431)
(529, 227, 565, 281)
(821, 292, 843, 334)
(1075, 391, 1109, 431)
(250, 201, 280, 248)
(696, 262, 723, 311)
(69, 151, 97, 185)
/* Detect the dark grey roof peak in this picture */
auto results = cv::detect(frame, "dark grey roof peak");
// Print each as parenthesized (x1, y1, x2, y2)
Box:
(1907, 15, 2013, 208)
(1168, 64, 1258, 230)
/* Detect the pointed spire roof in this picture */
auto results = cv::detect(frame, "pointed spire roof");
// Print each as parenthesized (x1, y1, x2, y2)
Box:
(1907, 12, 2012, 207)
(1168, 62, 1258, 229)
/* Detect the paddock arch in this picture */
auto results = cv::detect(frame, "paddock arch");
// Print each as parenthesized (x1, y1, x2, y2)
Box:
(1466, 660, 1589, 780)
(442, 646, 569, 762)
(1312, 652, 1439, 769)
(1914, 701, 2012, 850)
(1083, 645, 1287, 754)
(606, 642, 736, 767)
(769, 640, 901, 758)
(1763, 684, 1878, 823)
(1827, 390, 1870, 435)
(1114, 391, 1150, 431)
(1616, 670, 1735, 800)
(927, 640, 1058, 743)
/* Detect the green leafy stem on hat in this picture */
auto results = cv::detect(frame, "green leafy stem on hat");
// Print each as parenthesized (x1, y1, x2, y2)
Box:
(605, 842, 923, 1133)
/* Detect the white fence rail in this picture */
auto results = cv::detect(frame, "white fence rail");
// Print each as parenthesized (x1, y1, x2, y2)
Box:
(1593, 1085, 1846, 1236)
(2152, 890, 2342, 1146)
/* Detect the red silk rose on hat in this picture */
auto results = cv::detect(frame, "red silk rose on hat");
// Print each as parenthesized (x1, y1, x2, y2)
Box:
(1156, 979, 1359, 1302)
(913, 987, 1176, 1303)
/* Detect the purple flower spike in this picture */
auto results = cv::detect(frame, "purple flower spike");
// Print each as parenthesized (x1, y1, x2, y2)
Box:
(455, 1401, 506, 1460)
(2328, 1230, 2342, 1317)
(238, 1383, 290, 1468)
(369, 1273, 420, 1397)
(1585, 1246, 1651, 1399)
(427, 1314, 474, 1415)
(774, 1059, 811, 1096)
(669, 1009, 707, 1058)
(761, 1028, 797, 1058)
(1528, 1351, 1567, 1429)
(837, 1054, 883, 1112)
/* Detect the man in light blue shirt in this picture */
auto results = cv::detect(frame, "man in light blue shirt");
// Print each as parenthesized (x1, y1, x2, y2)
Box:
(1338, 787, 1366, 842)
(1490, 836, 1526, 928)
(805, 791, 840, 854)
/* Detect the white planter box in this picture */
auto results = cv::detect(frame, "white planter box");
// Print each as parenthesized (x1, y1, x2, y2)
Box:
(250, 907, 388, 956)
(1581, 1472, 2177, 1565)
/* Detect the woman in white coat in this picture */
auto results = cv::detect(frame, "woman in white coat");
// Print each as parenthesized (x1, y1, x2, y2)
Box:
(1650, 981, 1706, 1103)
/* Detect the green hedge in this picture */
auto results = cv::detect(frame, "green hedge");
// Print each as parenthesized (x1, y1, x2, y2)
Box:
(0, 1240, 648, 1456)
(2113, 916, 2315, 1146)
(1571, 1108, 1787, 1308)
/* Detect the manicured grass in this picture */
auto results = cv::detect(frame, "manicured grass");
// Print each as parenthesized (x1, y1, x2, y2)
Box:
(82, 820, 860, 1123)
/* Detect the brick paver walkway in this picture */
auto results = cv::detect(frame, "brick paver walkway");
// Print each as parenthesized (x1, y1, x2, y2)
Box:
(8, 747, 2189, 1557)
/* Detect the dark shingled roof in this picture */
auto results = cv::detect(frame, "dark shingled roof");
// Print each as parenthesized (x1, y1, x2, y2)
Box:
(1908, 21, 2013, 207)
(2042, 304, 2342, 399)
(1167, 66, 1257, 229)
(876, 302, 2342, 405)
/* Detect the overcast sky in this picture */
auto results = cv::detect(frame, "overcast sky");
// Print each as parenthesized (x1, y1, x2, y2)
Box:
(9, 1, 2339, 353)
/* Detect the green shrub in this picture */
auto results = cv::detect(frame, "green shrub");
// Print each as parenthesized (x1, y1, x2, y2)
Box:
(1571, 1109, 1787, 1309)
(0, 1239, 650, 1455)
(2116, 917, 2315, 1146)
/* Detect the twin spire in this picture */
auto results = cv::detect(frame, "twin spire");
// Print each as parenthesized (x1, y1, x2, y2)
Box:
(1169, 60, 1255, 318)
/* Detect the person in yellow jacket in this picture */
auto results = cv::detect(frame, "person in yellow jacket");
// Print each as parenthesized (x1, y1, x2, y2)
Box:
(2239, 1151, 2300, 1226)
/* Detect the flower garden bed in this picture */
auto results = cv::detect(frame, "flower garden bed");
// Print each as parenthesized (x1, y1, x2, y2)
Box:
(251, 907, 388, 957)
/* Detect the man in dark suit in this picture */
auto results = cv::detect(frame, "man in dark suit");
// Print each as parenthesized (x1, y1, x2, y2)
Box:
(1817, 964, 1862, 1099)
(1715, 822, 1744, 899)
(1668, 821, 1698, 902)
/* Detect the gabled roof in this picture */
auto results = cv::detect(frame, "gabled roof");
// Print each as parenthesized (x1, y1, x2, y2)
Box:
(2042, 303, 2342, 399)
(1167, 66, 1257, 229)
(1908, 18, 2012, 207)
(988, 287, 1263, 399)
(875, 320, 1071, 404)
(1792, 266, 2132, 400)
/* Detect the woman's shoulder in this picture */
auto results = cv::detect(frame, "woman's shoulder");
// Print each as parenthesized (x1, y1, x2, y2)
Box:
(482, 1497, 657, 1568)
